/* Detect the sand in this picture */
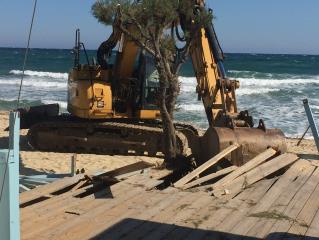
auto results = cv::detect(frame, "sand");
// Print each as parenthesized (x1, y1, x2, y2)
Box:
(0, 111, 317, 176)
(0, 111, 162, 176)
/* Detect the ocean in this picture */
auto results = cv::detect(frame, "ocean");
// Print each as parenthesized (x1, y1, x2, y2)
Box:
(0, 47, 318, 138)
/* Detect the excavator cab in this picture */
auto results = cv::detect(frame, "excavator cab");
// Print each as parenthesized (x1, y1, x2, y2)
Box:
(67, 29, 161, 120)
(138, 54, 160, 110)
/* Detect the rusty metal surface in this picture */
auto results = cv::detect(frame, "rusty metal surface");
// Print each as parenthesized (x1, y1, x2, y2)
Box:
(200, 126, 287, 166)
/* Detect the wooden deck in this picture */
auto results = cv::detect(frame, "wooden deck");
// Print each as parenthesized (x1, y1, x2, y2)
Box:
(20, 157, 319, 239)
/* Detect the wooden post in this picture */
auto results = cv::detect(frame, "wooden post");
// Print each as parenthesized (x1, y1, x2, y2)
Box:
(71, 154, 77, 177)
(0, 112, 20, 240)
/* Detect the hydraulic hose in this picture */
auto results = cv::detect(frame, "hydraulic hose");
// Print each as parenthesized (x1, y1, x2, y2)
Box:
(205, 23, 227, 78)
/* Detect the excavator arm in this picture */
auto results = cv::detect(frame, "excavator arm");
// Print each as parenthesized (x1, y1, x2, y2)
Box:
(180, 1, 252, 128)
(179, 1, 286, 164)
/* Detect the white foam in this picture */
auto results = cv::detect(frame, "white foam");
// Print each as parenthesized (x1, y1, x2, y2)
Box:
(179, 76, 197, 84)
(237, 88, 280, 96)
(238, 77, 319, 88)
(178, 103, 204, 111)
(9, 70, 68, 79)
(179, 75, 319, 97)
(228, 70, 254, 74)
(312, 105, 319, 111)
(0, 77, 67, 88)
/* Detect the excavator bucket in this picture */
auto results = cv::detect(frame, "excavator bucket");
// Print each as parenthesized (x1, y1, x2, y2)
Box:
(199, 126, 287, 166)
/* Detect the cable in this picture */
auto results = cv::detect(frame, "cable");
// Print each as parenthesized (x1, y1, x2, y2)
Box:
(0, 0, 37, 203)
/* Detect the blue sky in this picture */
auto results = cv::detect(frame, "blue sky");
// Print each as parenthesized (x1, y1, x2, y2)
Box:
(1, 0, 319, 54)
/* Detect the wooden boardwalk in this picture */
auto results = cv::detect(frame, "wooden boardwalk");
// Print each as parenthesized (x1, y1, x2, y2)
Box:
(20, 158, 319, 239)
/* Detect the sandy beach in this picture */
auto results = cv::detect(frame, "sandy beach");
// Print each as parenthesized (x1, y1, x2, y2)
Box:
(0, 111, 317, 176)
(0, 111, 163, 175)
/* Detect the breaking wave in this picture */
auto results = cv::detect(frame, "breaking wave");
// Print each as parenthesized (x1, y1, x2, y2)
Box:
(9, 70, 68, 79)
(238, 77, 319, 88)
(179, 74, 319, 96)
(0, 77, 67, 88)
(178, 104, 204, 111)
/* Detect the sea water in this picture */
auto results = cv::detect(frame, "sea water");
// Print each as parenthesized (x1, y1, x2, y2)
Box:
(0, 48, 318, 138)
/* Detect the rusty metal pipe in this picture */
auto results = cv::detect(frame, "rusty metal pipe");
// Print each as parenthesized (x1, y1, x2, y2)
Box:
(200, 126, 287, 166)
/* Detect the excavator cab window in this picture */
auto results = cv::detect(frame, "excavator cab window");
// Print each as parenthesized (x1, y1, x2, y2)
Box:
(142, 55, 160, 109)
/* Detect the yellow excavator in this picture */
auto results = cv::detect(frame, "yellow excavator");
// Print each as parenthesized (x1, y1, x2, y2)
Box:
(18, 1, 286, 166)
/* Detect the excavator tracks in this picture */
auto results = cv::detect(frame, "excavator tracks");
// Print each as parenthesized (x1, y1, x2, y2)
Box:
(27, 120, 193, 157)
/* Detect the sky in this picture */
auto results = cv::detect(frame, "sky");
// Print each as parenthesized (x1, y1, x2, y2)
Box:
(0, 0, 319, 54)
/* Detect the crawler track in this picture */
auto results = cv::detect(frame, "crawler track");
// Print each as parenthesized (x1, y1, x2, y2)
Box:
(27, 119, 194, 157)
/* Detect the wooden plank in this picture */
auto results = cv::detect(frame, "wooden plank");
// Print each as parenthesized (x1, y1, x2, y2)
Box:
(31, 177, 164, 240)
(21, 177, 138, 233)
(245, 164, 316, 238)
(212, 148, 277, 188)
(183, 178, 277, 240)
(305, 208, 319, 239)
(93, 161, 154, 178)
(284, 168, 319, 238)
(174, 143, 240, 188)
(143, 194, 214, 240)
(214, 178, 278, 235)
(29, 189, 159, 240)
(212, 153, 299, 198)
(21, 174, 163, 239)
(20, 161, 153, 207)
(229, 160, 313, 238)
(19, 174, 84, 205)
(21, 172, 160, 219)
(50, 190, 193, 240)
(21, 175, 107, 218)
(228, 160, 310, 237)
(182, 166, 237, 190)
(119, 191, 208, 240)
(82, 190, 177, 240)
(21, 178, 92, 218)
(264, 167, 319, 239)
(94, 189, 185, 240)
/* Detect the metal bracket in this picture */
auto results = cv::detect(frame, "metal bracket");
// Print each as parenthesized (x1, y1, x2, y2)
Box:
(303, 99, 319, 152)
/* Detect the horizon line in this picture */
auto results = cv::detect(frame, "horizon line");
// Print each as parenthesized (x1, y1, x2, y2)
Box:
(0, 46, 318, 56)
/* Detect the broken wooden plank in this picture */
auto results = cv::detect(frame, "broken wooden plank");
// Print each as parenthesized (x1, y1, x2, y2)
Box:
(20, 162, 151, 207)
(182, 166, 237, 190)
(212, 148, 277, 189)
(215, 178, 278, 236)
(264, 166, 319, 239)
(50, 189, 193, 240)
(212, 153, 299, 198)
(283, 168, 319, 238)
(96, 190, 186, 240)
(119, 191, 209, 240)
(93, 161, 154, 179)
(229, 160, 311, 237)
(19, 174, 84, 205)
(183, 178, 277, 240)
(305, 204, 319, 239)
(143, 194, 214, 240)
(245, 163, 316, 238)
(22, 175, 164, 239)
(174, 143, 240, 188)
